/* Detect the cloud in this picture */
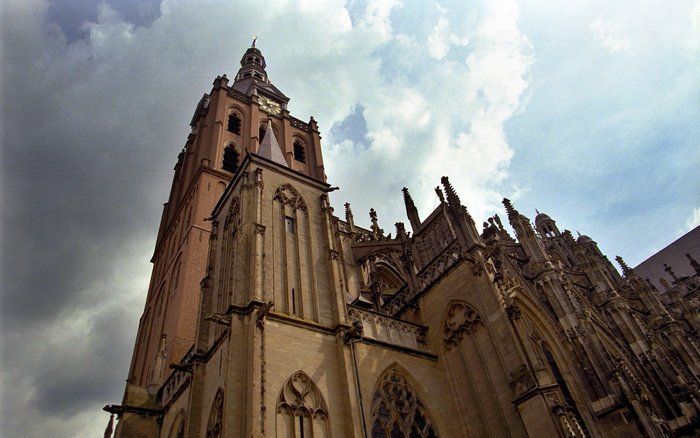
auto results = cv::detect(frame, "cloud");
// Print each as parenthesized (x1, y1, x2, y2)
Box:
(590, 17, 630, 53)
(2, 0, 697, 436)
(687, 207, 700, 230)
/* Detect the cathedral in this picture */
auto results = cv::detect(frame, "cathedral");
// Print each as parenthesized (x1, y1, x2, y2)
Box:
(104, 43, 700, 438)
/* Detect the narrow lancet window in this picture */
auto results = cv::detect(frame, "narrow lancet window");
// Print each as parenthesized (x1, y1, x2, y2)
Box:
(293, 140, 306, 163)
(223, 145, 239, 173)
(227, 113, 241, 134)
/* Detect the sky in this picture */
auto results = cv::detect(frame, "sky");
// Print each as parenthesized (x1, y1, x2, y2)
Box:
(0, 0, 698, 436)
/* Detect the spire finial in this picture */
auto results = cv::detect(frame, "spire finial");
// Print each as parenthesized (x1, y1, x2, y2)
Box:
(663, 263, 679, 282)
(252, 36, 257, 48)
(344, 202, 355, 231)
(402, 187, 421, 230)
(536, 209, 540, 215)
(615, 256, 633, 277)
(502, 198, 518, 219)
(440, 176, 461, 207)
(369, 208, 382, 238)
(434, 186, 445, 203)
(687, 253, 700, 275)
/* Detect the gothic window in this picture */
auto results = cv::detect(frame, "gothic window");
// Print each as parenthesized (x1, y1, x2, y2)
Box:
(276, 371, 330, 438)
(259, 124, 267, 141)
(371, 368, 437, 438)
(223, 145, 239, 173)
(293, 140, 306, 163)
(206, 389, 224, 438)
(227, 113, 241, 134)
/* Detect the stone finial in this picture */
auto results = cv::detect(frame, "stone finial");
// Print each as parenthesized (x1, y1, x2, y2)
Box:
(434, 186, 445, 203)
(103, 413, 114, 438)
(344, 202, 355, 230)
(440, 176, 461, 207)
(395, 222, 407, 240)
(493, 214, 504, 230)
(663, 263, 679, 282)
(402, 187, 421, 231)
(687, 253, 700, 275)
(615, 256, 633, 277)
(369, 208, 382, 238)
(502, 198, 518, 219)
(659, 277, 671, 291)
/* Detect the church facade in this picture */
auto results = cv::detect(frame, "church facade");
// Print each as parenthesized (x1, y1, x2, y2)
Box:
(105, 44, 700, 438)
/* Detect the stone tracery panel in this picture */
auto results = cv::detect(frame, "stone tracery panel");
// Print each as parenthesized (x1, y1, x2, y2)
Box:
(273, 184, 307, 213)
(443, 301, 483, 350)
(370, 367, 438, 438)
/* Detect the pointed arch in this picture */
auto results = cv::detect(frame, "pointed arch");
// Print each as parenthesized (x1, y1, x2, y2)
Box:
(370, 364, 438, 438)
(276, 370, 330, 438)
(206, 388, 224, 438)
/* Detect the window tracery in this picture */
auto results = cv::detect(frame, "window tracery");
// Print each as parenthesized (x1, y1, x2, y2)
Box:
(206, 389, 224, 438)
(276, 371, 329, 438)
(371, 368, 437, 438)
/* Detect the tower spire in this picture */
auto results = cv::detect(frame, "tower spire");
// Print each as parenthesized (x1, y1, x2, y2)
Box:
(615, 256, 633, 277)
(258, 118, 287, 166)
(402, 187, 421, 231)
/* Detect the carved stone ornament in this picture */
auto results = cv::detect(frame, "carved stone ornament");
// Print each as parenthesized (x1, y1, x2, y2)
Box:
(443, 301, 483, 350)
(273, 183, 307, 212)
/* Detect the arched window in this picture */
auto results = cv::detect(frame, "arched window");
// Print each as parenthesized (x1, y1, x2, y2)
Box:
(371, 367, 437, 437)
(206, 389, 224, 438)
(259, 123, 267, 142)
(223, 145, 239, 173)
(276, 371, 329, 437)
(293, 140, 306, 163)
(227, 113, 241, 134)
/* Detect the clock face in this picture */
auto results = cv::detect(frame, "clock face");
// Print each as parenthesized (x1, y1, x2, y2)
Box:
(259, 97, 281, 116)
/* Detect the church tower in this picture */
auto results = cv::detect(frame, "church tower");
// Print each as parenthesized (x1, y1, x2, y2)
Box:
(107, 43, 700, 438)
(112, 42, 329, 436)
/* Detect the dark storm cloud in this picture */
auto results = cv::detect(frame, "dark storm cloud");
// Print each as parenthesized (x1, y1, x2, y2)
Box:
(0, 2, 203, 435)
(48, 0, 162, 41)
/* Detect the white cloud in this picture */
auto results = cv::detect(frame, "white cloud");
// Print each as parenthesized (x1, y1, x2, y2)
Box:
(687, 206, 700, 230)
(427, 17, 470, 60)
(590, 17, 631, 53)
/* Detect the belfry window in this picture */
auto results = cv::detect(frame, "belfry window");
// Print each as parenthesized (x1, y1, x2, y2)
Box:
(222, 145, 239, 173)
(227, 113, 241, 134)
(293, 140, 306, 163)
(259, 124, 267, 141)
